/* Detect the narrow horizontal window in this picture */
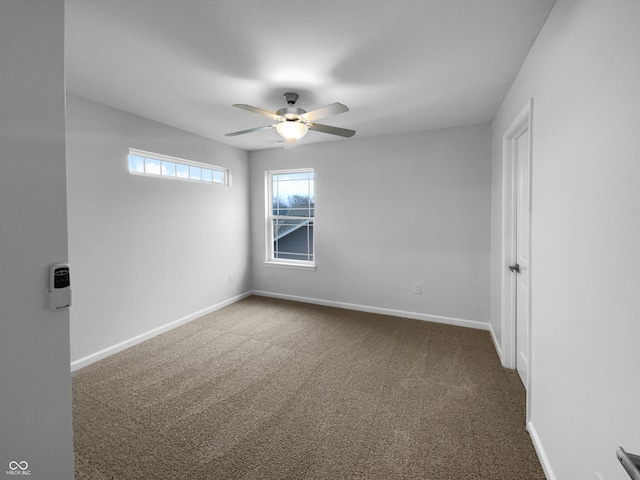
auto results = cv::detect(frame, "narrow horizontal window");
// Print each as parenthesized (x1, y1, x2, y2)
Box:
(128, 148, 229, 186)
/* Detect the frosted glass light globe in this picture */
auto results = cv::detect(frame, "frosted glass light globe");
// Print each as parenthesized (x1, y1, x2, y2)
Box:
(276, 121, 309, 141)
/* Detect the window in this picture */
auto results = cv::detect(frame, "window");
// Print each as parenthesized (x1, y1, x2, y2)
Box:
(128, 149, 229, 186)
(266, 169, 315, 267)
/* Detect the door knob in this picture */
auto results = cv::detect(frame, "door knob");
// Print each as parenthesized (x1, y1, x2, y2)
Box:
(509, 264, 520, 273)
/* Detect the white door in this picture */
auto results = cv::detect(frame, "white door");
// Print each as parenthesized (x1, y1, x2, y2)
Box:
(514, 128, 531, 387)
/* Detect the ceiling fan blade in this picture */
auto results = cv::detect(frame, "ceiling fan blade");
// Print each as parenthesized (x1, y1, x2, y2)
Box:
(225, 125, 275, 137)
(233, 104, 282, 120)
(300, 102, 349, 122)
(308, 123, 356, 138)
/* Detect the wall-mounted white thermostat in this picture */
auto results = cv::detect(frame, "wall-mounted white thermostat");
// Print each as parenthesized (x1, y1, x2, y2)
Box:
(49, 263, 72, 310)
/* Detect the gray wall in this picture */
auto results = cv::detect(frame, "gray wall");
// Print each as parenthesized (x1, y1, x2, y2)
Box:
(0, 1, 74, 478)
(66, 95, 251, 366)
(250, 124, 492, 326)
(490, 0, 640, 478)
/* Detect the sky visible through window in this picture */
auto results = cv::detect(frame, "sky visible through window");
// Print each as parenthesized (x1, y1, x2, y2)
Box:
(272, 171, 314, 213)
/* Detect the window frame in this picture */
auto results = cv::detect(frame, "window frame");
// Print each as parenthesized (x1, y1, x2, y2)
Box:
(265, 168, 316, 270)
(128, 148, 230, 186)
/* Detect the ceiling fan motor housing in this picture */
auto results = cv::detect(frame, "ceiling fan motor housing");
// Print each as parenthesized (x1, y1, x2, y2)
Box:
(276, 106, 307, 121)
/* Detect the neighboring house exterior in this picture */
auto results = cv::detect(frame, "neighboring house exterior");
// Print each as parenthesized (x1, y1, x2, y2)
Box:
(273, 202, 314, 261)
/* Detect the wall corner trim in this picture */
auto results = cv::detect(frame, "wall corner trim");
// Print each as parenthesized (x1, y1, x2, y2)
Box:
(489, 325, 504, 365)
(70, 291, 252, 372)
(528, 420, 557, 480)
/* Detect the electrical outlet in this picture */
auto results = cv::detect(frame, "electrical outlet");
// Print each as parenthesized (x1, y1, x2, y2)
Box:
(413, 283, 422, 294)
(228, 274, 233, 283)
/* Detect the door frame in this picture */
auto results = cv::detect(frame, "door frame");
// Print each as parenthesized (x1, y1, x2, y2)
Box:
(501, 99, 533, 422)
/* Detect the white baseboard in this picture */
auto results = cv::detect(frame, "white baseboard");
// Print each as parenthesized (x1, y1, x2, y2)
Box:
(251, 290, 490, 331)
(70, 291, 252, 372)
(528, 420, 556, 480)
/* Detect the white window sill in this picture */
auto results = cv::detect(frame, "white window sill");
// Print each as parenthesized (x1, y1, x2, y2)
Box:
(264, 261, 316, 271)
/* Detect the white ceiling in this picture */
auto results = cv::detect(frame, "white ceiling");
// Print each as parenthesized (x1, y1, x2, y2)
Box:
(65, 0, 556, 151)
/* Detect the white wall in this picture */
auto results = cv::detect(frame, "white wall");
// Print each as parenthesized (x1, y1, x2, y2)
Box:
(250, 125, 491, 327)
(0, 1, 74, 478)
(490, 1, 640, 479)
(66, 95, 251, 367)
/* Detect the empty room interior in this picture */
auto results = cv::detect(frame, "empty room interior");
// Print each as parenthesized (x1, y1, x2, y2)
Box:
(2, 1, 640, 479)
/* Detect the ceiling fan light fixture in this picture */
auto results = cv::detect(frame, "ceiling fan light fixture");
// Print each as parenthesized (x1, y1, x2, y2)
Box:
(226, 93, 355, 144)
(276, 121, 308, 141)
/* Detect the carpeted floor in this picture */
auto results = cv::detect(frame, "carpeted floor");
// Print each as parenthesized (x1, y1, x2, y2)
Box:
(72, 296, 545, 479)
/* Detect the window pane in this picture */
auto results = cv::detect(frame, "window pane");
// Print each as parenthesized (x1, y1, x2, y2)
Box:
(273, 219, 314, 261)
(145, 158, 161, 175)
(277, 172, 312, 182)
(176, 164, 189, 178)
(212, 170, 225, 184)
(272, 194, 288, 215)
(189, 166, 201, 180)
(287, 202, 312, 217)
(128, 155, 144, 173)
(272, 172, 313, 216)
(161, 161, 176, 177)
(201, 168, 213, 182)
(309, 181, 315, 204)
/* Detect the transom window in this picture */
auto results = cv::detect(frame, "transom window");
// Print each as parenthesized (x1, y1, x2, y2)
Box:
(266, 169, 315, 267)
(128, 148, 229, 185)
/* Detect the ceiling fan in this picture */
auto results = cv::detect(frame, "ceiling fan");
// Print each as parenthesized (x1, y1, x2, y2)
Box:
(225, 92, 356, 146)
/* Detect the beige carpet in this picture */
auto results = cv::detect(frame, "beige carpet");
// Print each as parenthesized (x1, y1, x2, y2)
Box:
(73, 296, 545, 479)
